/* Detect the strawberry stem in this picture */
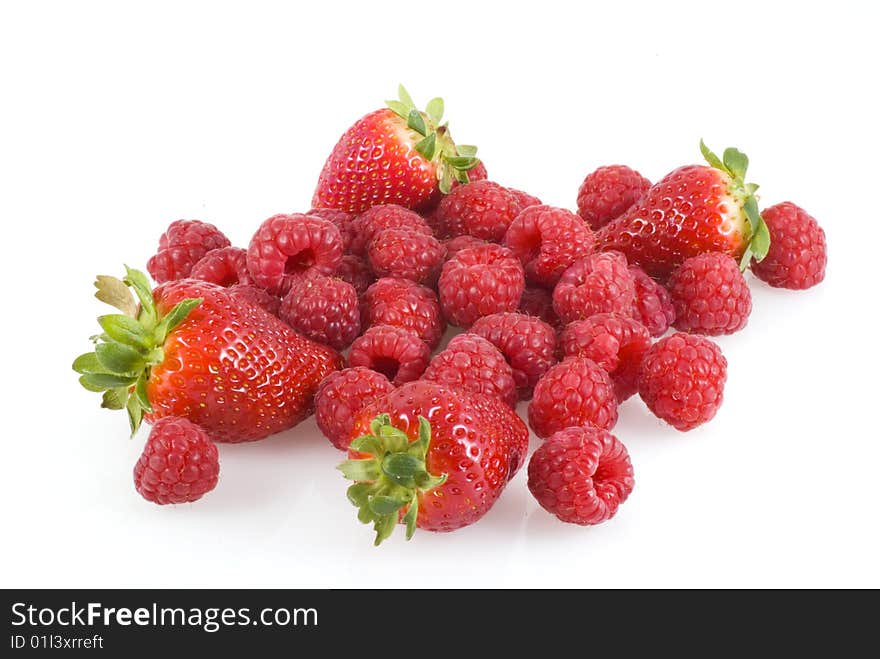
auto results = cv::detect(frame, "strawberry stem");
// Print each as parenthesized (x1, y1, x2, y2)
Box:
(73, 267, 202, 437)
(337, 414, 447, 546)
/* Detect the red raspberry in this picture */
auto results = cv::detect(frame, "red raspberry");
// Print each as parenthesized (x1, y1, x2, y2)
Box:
(469, 390, 530, 480)
(518, 286, 561, 328)
(348, 324, 431, 385)
(278, 274, 360, 350)
(228, 284, 280, 316)
(190, 246, 252, 287)
(667, 252, 751, 336)
(751, 202, 827, 290)
(470, 312, 558, 399)
(421, 204, 447, 238)
(528, 358, 618, 438)
(334, 254, 375, 297)
(629, 264, 675, 337)
(638, 333, 727, 431)
(552, 252, 636, 325)
(439, 243, 525, 327)
(559, 313, 651, 402)
(422, 333, 518, 408)
(528, 426, 634, 526)
(147, 219, 231, 283)
(503, 205, 596, 287)
(308, 207, 355, 254)
(367, 228, 446, 284)
(361, 277, 445, 349)
(133, 417, 219, 505)
(314, 367, 394, 450)
(436, 180, 522, 242)
(576, 165, 652, 230)
(506, 188, 543, 210)
(350, 204, 431, 256)
(443, 235, 488, 261)
(247, 213, 343, 295)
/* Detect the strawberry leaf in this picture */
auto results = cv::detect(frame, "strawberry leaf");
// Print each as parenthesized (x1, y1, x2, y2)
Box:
(385, 100, 409, 119)
(403, 493, 419, 540)
(126, 393, 143, 437)
(95, 341, 144, 374)
(155, 298, 202, 344)
(72, 352, 105, 375)
(456, 144, 478, 157)
(81, 372, 137, 389)
(101, 388, 128, 410)
(415, 132, 437, 160)
(397, 84, 415, 110)
(700, 139, 725, 172)
(368, 495, 407, 516)
(407, 109, 427, 137)
(94, 275, 137, 317)
(98, 314, 151, 351)
(426, 97, 444, 125)
(723, 147, 749, 180)
(78, 375, 107, 393)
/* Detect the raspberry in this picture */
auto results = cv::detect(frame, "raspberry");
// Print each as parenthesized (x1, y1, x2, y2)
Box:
(228, 284, 280, 316)
(147, 220, 231, 283)
(638, 333, 727, 431)
(308, 207, 355, 254)
(443, 235, 488, 261)
(367, 228, 446, 284)
(190, 247, 252, 287)
(552, 252, 636, 325)
(247, 213, 343, 295)
(506, 188, 542, 210)
(470, 312, 558, 399)
(559, 313, 651, 402)
(334, 254, 375, 297)
(629, 264, 675, 337)
(528, 426, 634, 526)
(133, 417, 219, 505)
(348, 325, 431, 385)
(422, 205, 447, 239)
(350, 204, 431, 256)
(436, 180, 522, 242)
(667, 252, 751, 336)
(503, 205, 596, 287)
(528, 358, 618, 438)
(438, 243, 525, 327)
(422, 333, 518, 408)
(518, 286, 561, 328)
(576, 165, 652, 230)
(278, 274, 360, 350)
(751, 202, 827, 290)
(469, 390, 530, 480)
(361, 277, 445, 349)
(314, 367, 394, 450)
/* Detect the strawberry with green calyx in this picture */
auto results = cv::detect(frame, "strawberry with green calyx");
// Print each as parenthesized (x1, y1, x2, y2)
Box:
(337, 381, 519, 545)
(597, 141, 771, 279)
(73, 267, 342, 442)
(312, 85, 481, 214)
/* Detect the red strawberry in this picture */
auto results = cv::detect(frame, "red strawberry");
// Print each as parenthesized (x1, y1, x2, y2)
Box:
(313, 86, 482, 214)
(73, 268, 342, 442)
(338, 381, 521, 544)
(597, 142, 771, 279)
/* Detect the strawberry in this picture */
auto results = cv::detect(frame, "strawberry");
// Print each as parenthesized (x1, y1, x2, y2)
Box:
(597, 142, 771, 279)
(337, 381, 522, 545)
(73, 267, 342, 442)
(312, 85, 481, 214)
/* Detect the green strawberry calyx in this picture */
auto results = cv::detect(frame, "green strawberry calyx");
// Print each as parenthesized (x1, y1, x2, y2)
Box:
(386, 84, 481, 194)
(72, 266, 201, 436)
(700, 140, 772, 269)
(337, 414, 448, 546)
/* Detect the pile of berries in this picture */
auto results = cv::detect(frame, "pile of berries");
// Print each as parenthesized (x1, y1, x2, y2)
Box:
(75, 87, 827, 546)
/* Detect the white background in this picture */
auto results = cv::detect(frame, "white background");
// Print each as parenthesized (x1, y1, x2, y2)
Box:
(2, 1, 878, 588)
